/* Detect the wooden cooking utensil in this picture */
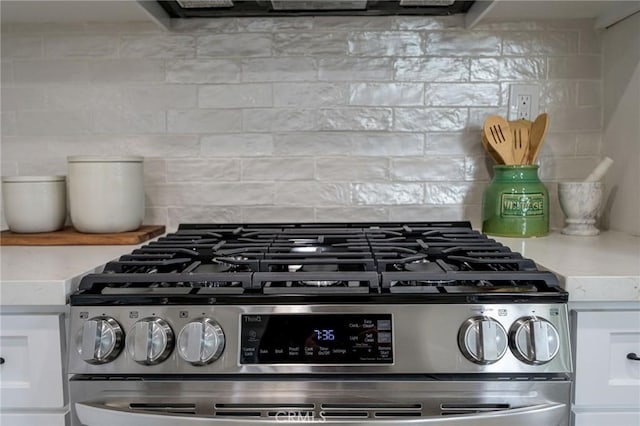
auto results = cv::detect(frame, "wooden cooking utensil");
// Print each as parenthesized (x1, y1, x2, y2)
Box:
(528, 113, 549, 164)
(481, 133, 504, 164)
(512, 126, 529, 165)
(483, 115, 514, 164)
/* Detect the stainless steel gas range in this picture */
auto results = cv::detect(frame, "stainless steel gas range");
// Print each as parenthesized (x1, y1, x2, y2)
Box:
(68, 222, 572, 426)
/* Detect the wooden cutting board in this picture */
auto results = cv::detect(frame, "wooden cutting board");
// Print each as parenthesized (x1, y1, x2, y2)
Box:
(0, 225, 165, 246)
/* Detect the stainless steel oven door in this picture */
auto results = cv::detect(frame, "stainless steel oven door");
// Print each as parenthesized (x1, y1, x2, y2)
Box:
(70, 378, 570, 426)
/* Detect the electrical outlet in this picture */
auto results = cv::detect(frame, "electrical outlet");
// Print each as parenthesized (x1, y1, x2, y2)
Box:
(509, 84, 539, 121)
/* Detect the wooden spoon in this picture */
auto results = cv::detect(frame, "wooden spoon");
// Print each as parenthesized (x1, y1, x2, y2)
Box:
(528, 113, 549, 164)
(482, 133, 505, 164)
(483, 115, 514, 164)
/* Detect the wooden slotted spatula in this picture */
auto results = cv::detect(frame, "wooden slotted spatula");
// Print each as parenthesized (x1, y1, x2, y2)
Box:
(481, 133, 505, 164)
(483, 115, 514, 164)
(512, 126, 529, 165)
(528, 113, 549, 164)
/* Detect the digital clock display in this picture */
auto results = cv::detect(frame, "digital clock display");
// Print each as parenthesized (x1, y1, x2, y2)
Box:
(240, 314, 393, 364)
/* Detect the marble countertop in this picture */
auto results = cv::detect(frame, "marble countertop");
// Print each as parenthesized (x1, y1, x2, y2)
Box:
(495, 231, 640, 302)
(1, 231, 638, 306)
(0, 245, 139, 305)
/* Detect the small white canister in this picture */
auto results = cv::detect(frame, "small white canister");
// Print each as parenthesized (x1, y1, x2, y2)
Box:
(67, 156, 144, 233)
(2, 175, 67, 233)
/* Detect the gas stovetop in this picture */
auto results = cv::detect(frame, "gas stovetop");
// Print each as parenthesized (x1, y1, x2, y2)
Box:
(71, 222, 566, 305)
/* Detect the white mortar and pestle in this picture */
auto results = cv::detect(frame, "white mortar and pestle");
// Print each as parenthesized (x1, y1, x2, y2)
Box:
(558, 157, 613, 236)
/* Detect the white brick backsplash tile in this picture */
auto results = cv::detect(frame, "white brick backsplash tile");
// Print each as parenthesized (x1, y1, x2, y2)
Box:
(148, 183, 273, 206)
(167, 159, 240, 182)
(244, 109, 317, 132)
(167, 59, 241, 83)
(242, 57, 316, 81)
(538, 157, 599, 181)
(17, 159, 66, 176)
(315, 207, 389, 222)
(243, 207, 315, 222)
(201, 134, 274, 157)
(16, 110, 91, 135)
(1, 137, 53, 162)
(499, 58, 546, 80)
(539, 133, 577, 157)
(274, 133, 352, 156)
(45, 35, 117, 57)
(2, 35, 42, 58)
(124, 85, 198, 110)
(350, 83, 423, 106)
(143, 159, 166, 185)
(120, 35, 195, 58)
(315, 16, 392, 31)
(546, 106, 602, 132)
(425, 83, 499, 107)
(89, 59, 164, 83)
(1, 112, 16, 136)
(394, 108, 467, 132)
(318, 108, 392, 131)
(121, 135, 200, 158)
(275, 182, 351, 205)
(200, 84, 272, 108)
(577, 81, 602, 106)
(1, 162, 18, 176)
(171, 18, 238, 33)
(395, 57, 469, 82)
(13, 59, 89, 83)
(502, 32, 578, 56)
(242, 158, 315, 181)
(1, 61, 13, 85)
(353, 183, 423, 205)
(0, 86, 47, 111)
(348, 32, 422, 57)
(319, 57, 393, 81)
(579, 29, 602, 54)
(274, 32, 347, 56)
(169, 109, 242, 133)
(465, 156, 492, 182)
(388, 205, 466, 221)
(467, 107, 508, 132)
(576, 132, 601, 156)
(548, 56, 601, 79)
(198, 34, 272, 57)
(425, 182, 483, 204)
(426, 133, 484, 156)
(145, 208, 169, 229)
(316, 158, 388, 181)
(391, 158, 465, 181)
(394, 16, 464, 31)
(239, 17, 313, 32)
(351, 133, 424, 156)
(539, 81, 576, 107)
(168, 207, 242, 229)
(46, 86, 122, 110)
(92, 110, 165, 134)
(273, 83, 347, 107)
(425, 32, 501, 56)
(470, 59, 499, 81)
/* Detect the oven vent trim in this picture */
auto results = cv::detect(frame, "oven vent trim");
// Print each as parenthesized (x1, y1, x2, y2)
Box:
(129, 402, 197, 415)
(440, 402, 511, 416)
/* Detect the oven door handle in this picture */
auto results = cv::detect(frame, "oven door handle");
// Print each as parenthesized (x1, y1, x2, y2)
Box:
(76, 401, 567, 425)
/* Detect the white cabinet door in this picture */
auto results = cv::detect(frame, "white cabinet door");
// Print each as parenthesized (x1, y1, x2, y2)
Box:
(574, 310, 640, 407)
(574, 410, 640, 426)
(0, 314, 65, 409)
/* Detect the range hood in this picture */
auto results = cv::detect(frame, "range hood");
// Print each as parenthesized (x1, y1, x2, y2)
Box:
(158, 0, 475, 18)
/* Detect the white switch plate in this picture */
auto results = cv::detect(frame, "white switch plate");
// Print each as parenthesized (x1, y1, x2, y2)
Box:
(509, 84, 539, 121)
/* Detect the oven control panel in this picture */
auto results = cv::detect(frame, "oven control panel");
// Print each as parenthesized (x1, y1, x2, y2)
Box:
(240, 314, 393, 364)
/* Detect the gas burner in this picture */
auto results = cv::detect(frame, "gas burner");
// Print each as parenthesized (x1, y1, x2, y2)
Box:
(394, 258, 459, 273)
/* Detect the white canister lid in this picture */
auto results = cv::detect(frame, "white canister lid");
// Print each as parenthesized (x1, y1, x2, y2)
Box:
(67, 156, 143, 163)
(2, 175, 66, 183)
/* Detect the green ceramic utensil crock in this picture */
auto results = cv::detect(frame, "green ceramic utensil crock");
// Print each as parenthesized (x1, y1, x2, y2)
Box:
(482, 165, 549, 237)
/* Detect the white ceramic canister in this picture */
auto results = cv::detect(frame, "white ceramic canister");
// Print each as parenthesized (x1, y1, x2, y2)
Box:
(2, 175, 67, 233)
(67, 156, 144, 233)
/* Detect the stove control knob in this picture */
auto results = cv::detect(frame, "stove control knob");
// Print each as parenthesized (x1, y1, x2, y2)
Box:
(77, 317, 124, 364)
(177, 318, 225, 365)
(127, 318, 174, 365)
(458, 316, 508, 365)
(509, 316, 560, 365)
